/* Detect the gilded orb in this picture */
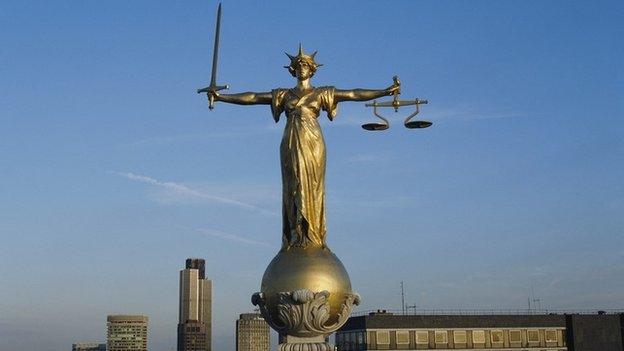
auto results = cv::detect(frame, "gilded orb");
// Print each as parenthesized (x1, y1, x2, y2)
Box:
(253, 247, 360, 339)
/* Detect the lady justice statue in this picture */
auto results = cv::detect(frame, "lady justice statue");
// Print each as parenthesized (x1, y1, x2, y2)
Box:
(198, 6, 401, 351)
(210, 45, 399, 251)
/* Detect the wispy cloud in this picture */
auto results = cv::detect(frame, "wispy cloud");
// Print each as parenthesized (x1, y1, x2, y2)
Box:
(195, 227, 274, 249)
(322, 113, 367, 127)
(428, 105, 521, 121)
(319, 104, 520, 130)
(125, 125, 282, 147)
(111, 171, 267, 213)
(328, 194, 418, 211)
(346, 153, 389, 163)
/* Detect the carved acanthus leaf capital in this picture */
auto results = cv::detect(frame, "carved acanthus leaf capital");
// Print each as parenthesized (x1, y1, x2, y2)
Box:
(252, 289, 360, 338)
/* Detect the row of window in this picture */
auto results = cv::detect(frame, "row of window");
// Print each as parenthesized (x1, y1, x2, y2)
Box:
(336, 328, 564, 349)
(109, 328, 147, 331)
(186, 326, 204, 332)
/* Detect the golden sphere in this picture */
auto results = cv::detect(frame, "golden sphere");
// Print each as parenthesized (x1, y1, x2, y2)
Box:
(261, 247, 352, 326)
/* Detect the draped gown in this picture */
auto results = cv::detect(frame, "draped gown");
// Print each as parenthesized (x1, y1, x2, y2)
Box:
(271, 86, 337, 250)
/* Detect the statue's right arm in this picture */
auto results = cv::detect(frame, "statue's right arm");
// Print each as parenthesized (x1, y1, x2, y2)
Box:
(213, 91, 272, 105)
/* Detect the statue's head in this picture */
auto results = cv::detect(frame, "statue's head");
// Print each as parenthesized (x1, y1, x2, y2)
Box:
(284, 44, 323, 80)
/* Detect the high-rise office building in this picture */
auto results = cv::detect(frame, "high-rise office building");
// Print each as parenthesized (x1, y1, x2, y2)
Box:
(72, 342, 106, 351)
(236, 313, 270, 351)
(178, 258, 212, 351)
(107, 315, 148, 351)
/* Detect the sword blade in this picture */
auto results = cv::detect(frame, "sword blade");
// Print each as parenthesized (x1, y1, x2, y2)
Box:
(209, 3, 222, 87)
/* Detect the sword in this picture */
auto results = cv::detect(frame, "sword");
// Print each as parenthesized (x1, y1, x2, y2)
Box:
(197, 2, 229, 110)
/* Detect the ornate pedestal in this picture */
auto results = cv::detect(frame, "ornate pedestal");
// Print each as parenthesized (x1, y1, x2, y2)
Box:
(252, 247, 360, 351)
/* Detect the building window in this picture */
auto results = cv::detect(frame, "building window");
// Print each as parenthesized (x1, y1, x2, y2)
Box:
(490, 330, 503, 343)
(434, 331, 448, 344)
(376, 331, 390, 345)
(396, 331, 409, 344)
(509, 330, 522, 343)
(341, 333, 349, 351)
(415, 331, 428, 344)
(472, 330, 485, 343)
(527, 329, 540, 343)
(357, 332, 364, 346)
(545, 329, 558, 342)
(453, 330, 467, 344)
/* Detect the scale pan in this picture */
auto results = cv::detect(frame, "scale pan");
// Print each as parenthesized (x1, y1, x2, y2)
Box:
(362, 123, 389, 131)
(405, 120, 432, 129)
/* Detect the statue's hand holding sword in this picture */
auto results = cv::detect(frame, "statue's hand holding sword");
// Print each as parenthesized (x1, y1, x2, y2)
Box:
(197, 3, 228, 110)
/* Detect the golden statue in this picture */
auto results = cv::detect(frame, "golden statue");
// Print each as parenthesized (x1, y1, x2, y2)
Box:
(207, 45, 399, 250)
(197, 6, 427, 351)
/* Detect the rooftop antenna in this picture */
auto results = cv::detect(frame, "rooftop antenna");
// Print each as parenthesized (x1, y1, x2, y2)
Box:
(400, 281, 406, 315)
(532, 300, 542, 311)
(530, 286, 542, 312)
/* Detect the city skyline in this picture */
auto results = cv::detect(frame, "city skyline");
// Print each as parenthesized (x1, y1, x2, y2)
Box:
(1, 1, 623, 351)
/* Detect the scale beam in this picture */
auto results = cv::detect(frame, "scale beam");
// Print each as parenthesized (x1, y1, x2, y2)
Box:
(362, 77, 431, 131)
(365, 99, 428, 108)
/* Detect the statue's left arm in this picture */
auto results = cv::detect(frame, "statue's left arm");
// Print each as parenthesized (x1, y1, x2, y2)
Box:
(334, 79, 400, 102)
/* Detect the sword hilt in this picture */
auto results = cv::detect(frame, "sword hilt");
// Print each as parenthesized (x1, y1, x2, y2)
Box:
(197, 84, 229, 110)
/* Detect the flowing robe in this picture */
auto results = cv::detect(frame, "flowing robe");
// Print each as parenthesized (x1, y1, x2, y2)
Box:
(271, 86, 337, 249)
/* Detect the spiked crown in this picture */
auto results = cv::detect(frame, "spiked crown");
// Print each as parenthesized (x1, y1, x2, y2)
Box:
(284, 44, 323, 77)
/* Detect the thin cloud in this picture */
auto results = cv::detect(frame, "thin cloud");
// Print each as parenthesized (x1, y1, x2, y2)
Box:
(322, 113, 366, 127)
(126, 125, 282, 147)
(195, 227, 274, 249)
(428, 105, 521, 121)
(329, 194, 417, 209)
(346, 153, 389, 163)
(111, 171, 262, 212)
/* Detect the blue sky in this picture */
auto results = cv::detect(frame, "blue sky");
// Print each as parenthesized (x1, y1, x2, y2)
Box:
(1, 1, 623, 350)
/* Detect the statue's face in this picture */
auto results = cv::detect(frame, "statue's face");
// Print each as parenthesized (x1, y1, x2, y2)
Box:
(295, 61, 313, 80)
